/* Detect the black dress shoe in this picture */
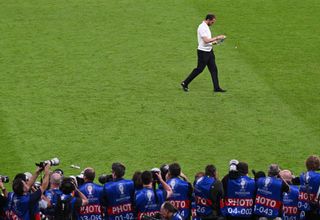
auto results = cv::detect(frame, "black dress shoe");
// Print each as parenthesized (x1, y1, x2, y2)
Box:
(214, 88, 226, 92)
(181, 82, 189, 92)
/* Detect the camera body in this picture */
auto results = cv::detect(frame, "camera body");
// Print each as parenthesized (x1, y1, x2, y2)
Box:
(0, 175, 9, 183)
(98, 174, 113, 184)
(35, 158, 60, 168)
(229, 159, 239, 172)
(151, 168, 161, 183)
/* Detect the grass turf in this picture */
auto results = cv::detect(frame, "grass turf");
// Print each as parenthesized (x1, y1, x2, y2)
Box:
(0, 0, 319, 182)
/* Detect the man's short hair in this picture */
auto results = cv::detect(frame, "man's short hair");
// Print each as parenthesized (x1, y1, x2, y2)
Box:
(205, 165, 216, 177)
(12, 178, 25, 196)
(161, 201, 178, 213)
(306, 155, 320, 171)
(84, 167, 95, 181)
(268, 164, 280, 177)
(112, 162, 126, 178)
(141, 171, 153, 185)
(169, 163, 181, 177)
(205, 14, 216, 21)
(14, 173, 27, 182)
(60, 177, 75, 194)
(237, 162, 249, 175)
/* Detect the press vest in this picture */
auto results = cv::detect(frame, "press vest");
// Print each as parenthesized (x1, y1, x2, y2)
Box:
(193, 176, 215, 216)
(78, 182, 103, 220)
(167, 177, 192, 219)
(103, 179, 135, 220)
(282, 185, 299, 220)
(221, 175, 255, 218)
(134, 187, 166, 220)
(254, 177, 283, 218)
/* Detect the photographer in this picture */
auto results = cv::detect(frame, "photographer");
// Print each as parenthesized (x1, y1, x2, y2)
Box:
(41, 171, 63, 219)
(54, 177, 88, 219)
(160, 201, 183, 220)
(221, 161, 255, 220)
(193, 165, 224, 220)
(5, 164, 50, 219)
(279, 170, 300, 220)
(101, 162, 135, 220)
(135, 171, 172, 220)
(296, 155, 320, 219)
(166, 163, 193, 220)
(253, 164, 289, 220)
(77, 167, 103, 220)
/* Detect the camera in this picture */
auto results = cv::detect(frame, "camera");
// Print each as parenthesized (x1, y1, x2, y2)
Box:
(98, 174, 113, 184)
(151, 168, 161, 182)
(0, 175, 9, 183)
(160, 164, 169, 180)
(34, 181, 41, 190)
(76, 173, 85, 187)
(229, 159, 239, 172)
(35, 157, 60, 168)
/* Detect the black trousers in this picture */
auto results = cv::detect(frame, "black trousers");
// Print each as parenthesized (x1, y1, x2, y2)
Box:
(184, 49, 220, 90)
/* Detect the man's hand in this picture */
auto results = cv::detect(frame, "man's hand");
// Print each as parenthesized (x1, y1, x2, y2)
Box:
(217, 35, 226, 40)
(155, 172, 164, 182)
(44, 164, 51, 175)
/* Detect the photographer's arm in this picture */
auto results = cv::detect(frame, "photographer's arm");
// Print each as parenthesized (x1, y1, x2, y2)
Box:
(27, 166, 42, 190)
(155, 173, 172, 199)
(75, 188, 88, 206)
(40, 164, 51, 193)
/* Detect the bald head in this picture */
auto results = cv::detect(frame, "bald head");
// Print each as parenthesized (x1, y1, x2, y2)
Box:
(279, 170, 293, 184)
(50, 172, 62, 187)
(84, 167, 95, 182)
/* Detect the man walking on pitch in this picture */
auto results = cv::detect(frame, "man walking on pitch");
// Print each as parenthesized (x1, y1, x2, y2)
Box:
(181, 14, 226, 93)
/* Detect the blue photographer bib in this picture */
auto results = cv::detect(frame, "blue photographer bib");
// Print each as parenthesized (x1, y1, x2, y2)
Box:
(78, 182, 103, 220)
(134, 187, 166, 220)
(221, 175, 255, 218)
(5, 192, 31, 220)
(193, 176, 215, 217)
(103, 179, 135, 220)
(167, 177, 192, 219)
(298, 171, 320, 212)
(254, 177, 283, 218)
(282, 185, 300, 220)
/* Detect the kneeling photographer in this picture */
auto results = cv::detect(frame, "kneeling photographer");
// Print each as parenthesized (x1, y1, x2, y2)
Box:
(54, 177, 88, 220)
(77, 167, 103, 220)
(41, 171, 63, 219)
(5, 164, 50, 219)
(166, 163, 193, 220)
(193, 164, 225, 220)
(253, 164, 289, 220)
(101, 162, 135, 220)
(221, 160, 255, 220)
(135, 170, 172, 220)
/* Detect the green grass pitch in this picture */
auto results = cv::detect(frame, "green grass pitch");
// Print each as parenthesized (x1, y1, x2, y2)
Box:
(0, 0, 319, 183)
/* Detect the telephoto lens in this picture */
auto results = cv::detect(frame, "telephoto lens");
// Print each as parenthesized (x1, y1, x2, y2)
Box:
(36, 157, 60, 168)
